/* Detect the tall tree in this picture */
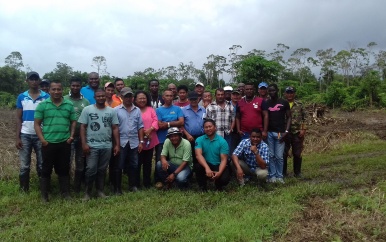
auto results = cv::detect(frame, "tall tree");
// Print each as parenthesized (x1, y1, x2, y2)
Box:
(202, 54, 227, 87)
(43, 62, 73, 86)
(316, 48, 336, 89)
(91, 56, 107, 75)
(227, 45, 242, 83)
(5, 51, 24, 70)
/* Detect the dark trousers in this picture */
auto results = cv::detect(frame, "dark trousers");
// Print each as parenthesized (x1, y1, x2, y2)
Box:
(137, 148, 154, 188)
(194, 162, 230, 190)
(41, 142, 71, 178)
(153, 143, 163, 183)
(283, 132, 304, 176)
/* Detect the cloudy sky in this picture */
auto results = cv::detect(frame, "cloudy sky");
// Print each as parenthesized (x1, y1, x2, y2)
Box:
(1, 0, 385, 79)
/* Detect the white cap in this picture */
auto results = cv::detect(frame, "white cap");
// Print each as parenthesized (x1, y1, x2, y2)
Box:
(195, 82, 204, 87)
(224, 86, 233, 91)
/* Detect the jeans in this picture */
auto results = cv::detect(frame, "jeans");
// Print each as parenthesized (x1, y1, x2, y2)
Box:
(41, 142, 71, 178)
(117, 143, 138, 187)
(19, 133, 43, 177)
(267, 132, 285, 179)
(85, 148, 111, 182)
(156, 160, 191, 189)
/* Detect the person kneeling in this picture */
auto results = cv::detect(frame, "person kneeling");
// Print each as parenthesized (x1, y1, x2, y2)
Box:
(156, 127, 192, 190)
(231, 128, 269, 186)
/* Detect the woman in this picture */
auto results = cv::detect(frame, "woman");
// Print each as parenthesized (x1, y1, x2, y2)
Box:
(134, 91, 159, 188)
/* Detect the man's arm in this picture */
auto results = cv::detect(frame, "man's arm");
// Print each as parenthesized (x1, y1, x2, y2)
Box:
(169, 117, 184, 128)
(195, 148, 214, 177)
(166, 161, 188, 183)
(213, 154, 228, 179)
(34, 118, 48, 146)
(80, 123, 90, 156)
(15, 109, 23, 149)
(262, 110, 268, 139)
(280, 108, 292, 142)
(66, 120, 77, 144)
(112, 124, 120, 156)
(231, 154, 244, 181)
(137, 127, 144, 153)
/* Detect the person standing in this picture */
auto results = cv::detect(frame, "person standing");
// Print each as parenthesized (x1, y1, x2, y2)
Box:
(104, 82, 120, 108)
(81, 72, 100, 104)
(283, 86, 306, 178)
(195, 82, 205, 106)
(148, 79, 164, 109)
(34, 81, 77, 202)
(112, 78, 125, 105)
(262, 84, 291, 184)
(258, 82, 269, 100)
(16, 71, 50, 192)
(115, 87, 145, 193)
(78, 89, 120, 200)
(237, 83, 245, 97)
(230, 89, 241, 155)
(175, 85, 190, 107)
(64, 77, 90, 193)
(39, 79, 50, 93)
(202, 91, 212, 109)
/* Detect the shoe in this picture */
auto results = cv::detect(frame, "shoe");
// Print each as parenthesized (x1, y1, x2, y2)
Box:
(238, 178, 245, 187)
(130, 186, 138, 192)
(294, 173, 302, 178)
(59, 176, 71, 200)
(276, 178, 285, 184)
(40, 177, 50, 203)
(155, 182, 163, 190)
(19, 174, 30, 193)
(82, 181, 93, 201)
(266, 177, 276, 183)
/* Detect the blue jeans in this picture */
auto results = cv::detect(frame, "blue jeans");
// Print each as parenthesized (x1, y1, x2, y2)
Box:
(156, 160, 191, 189)
(85, 148, 111, 181)
(117, 143, 138, 187)
(267, 132, 285, 179)
(19, 133, 43, 177)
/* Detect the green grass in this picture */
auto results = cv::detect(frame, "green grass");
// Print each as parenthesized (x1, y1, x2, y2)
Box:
(1, 138, 386, 241)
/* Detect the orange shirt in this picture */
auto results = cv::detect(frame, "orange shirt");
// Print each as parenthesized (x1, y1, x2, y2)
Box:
(105, 100, 120, 108)
(112, 94, 122, 105)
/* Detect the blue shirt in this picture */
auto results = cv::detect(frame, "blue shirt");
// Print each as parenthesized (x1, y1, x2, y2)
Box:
(80, 85, 96, 104)
(182, 104, 206, 137)
(16, 90, 50, 134)
(232, 139, 270, 169)
(115, 104, 144, 148)
(195, 134, 229, 166)
(156, 105, 183, 143)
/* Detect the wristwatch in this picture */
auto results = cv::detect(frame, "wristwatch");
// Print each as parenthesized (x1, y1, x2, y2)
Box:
(140, 140, 144, 144)
(167, 122, 170, 128)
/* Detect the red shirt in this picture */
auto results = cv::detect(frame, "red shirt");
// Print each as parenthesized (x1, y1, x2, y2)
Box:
(175, 100, 190, 107)
(237, 96, 264, 133)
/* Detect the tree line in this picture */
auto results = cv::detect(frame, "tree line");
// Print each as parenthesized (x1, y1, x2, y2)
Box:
(1, 42, 386, 110)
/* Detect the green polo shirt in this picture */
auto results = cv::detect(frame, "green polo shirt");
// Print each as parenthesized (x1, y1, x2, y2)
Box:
(64, 94, 90, 136)
(161, 138, 192, 168)
(34, 98, 76, 143)
(195, 134, 229, 166)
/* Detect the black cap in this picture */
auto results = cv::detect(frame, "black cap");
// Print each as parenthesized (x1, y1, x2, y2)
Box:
(40, 79, 50, 85)
(285, 86, 296, 92)
(27, 71, 40, 79)
(188, 91, 199, 100)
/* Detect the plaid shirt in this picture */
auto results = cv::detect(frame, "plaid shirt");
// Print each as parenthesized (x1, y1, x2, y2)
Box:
(232, 139, 270, 169)
(205, 100, 234, 137)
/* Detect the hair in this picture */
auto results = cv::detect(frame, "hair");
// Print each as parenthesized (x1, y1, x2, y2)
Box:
(49, 80, 62, 87)
(245, 83, 255, 88)
(215, 88, 224, 95)
(114, 78, 123, 83)
(250, 128, 262, 136)
(148, 79, 159, 86)
(134, 90, 152, 107)
(94, 88, 105, 95)
(70, 77, 82, 85)
(177, 85, 188, 93)
(268, 83, 278, 90)
(88, 72, 99, 78)
(203, 118, 216, 127)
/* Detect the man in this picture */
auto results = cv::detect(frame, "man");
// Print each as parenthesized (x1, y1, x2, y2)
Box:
(168, 83, 179, 104)
(195, 82, 205, 106)
(79, 89, 120, 200)
(205, 88, 234, 151)
(156, 127, 192, 189)
(202, 91, 212, 108)
(236, 83, 267, 140)
(112, 78, 125, 104)
(262, 84, 291, 184)
(182, 91, 206, 165)
(148, 79, 164, 109)
(16, 71, 50, 192)
(175, 85, 190, 107)
(283, 86, 306, 178)
(231, 129, 269, 186)
(64, 77, 90, 193)
(104, 82, 120, 108)
(34, 81, 77, 202)
(223, 86, 233, 102)
(155, 90, 184, 182)
(81, 72, 100, 104)
(115, 87, 144, 193)
(230, 89, 241, 154)
(39, 79, 50, 93)
(237, 83, 245, 97)
(195, 119, 230, 191)
(258, 82, 269, 100)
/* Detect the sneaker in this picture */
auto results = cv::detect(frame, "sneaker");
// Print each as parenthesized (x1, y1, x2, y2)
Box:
(155, 182, 163, 190)
(266, 177, 276, 183)
(276, 178, 285, 184)
(238, 178, 245, 187)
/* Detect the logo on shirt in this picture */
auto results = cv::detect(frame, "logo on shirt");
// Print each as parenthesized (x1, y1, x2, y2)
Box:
(90, 122, 100, 131)
(268, 104, 283, 111)
(253, 103, 258, 109)
(170, 111, 176, 114)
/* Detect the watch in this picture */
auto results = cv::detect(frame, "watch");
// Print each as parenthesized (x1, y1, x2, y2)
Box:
(167, 122, 170, 128)
(285, 130, 289, 133)
(140, 140, 144, 144)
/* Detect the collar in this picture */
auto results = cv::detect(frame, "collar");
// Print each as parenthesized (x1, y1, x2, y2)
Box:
(118, 104, 138, 111)
(204, 133, 218, 141)
(23, 90, 46, 99)
(68, 91, 84, 99)
(186, 104, 203, 111)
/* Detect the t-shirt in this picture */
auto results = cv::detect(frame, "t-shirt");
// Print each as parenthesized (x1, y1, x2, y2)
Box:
(195, 134, 229, 166)
(175, 100, 190, 107)
(34, 98, 77, 143)
(161, 138, 192, 168)
(262, 98, 290, 133)
(156, 105, 183, 143)
(237, 96, 264, 133)
(64, 95, 90, 136)
(80, 85, 96, 104)
(78, 105, 119, 149)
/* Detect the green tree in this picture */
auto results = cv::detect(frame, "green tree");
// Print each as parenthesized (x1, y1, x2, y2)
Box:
(5, 51, 24, 70)
(0, 66, 26, 95)
(91, 56, 107, 76)
(359, 70, 382, 107)
(43, 62, 73, 87)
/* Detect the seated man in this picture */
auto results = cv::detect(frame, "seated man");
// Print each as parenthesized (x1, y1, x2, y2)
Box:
(156, 127, 192, 189)
(231, 128, 269, 186)
(195, 119, 230, 191)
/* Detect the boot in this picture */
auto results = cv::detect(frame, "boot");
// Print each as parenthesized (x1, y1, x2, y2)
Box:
(73, 171, 83, 193)
(19, 173, 30, 192)
(40, 177, 50, 203)
(113, 170, 122, 195)
(96, 172, 108, 198)
(294, 157, 302, 178)
(82, 180, 93, 201)
(59, 176, 71, 200)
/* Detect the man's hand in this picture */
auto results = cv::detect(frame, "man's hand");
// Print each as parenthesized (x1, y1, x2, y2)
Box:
(82, 144, 90, 156)
(212, 171, 222, 180)
(186, 134, 194, 142)
(236, 168, 244, 181)
(205, 168, 214, 178)
(113, 145, 120, 156)
(279, 132, 288, 143)
(66, 137, 74, 144)
(262, 131, 267, 140)
(138, 143, 143, 153)
(15, 138, 23, 149)
(144, 128, 152, 138)
(41, 140, 49, 147)
(250, 145, 258, 154)
(238, 130, 244, 137)
(165, 173, 175, 183)
(162, 161, 169, 171)
(298, 130, 306, 138)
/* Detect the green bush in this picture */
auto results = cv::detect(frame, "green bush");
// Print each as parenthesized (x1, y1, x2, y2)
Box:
(0, 91, 16, 108)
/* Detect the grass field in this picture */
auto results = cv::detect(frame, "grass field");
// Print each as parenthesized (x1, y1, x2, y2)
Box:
(1, 133, 385, 241)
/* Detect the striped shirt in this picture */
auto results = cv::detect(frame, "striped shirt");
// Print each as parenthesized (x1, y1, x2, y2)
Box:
(16, 90, 50, 134)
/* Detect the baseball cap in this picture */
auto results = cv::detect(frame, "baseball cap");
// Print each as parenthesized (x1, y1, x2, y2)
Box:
(40, 79, 50, 85)
(104, 82, 114, 89)
(166, 127, 182, 137)
(27, 71, 40, 79)
(224, 86, 233, 92)
(120, 87, 134, 96)
(188, 91, 199, 100)
(195, 82, 204, 87)
(285, 86, 296, 92)
(237, 83, 245, 87)
(232, 89, 240, 94)
(258, 82, 268, 88)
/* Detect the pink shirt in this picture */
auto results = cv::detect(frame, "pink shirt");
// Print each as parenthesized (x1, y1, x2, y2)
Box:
(141, 107, 159, 150)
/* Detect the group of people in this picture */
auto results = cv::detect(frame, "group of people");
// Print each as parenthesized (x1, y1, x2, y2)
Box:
(16, 71, 306, 202)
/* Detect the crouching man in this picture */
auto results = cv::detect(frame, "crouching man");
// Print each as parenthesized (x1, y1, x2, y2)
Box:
(156, 127, 192, 190)
(231, 128, 269, 186)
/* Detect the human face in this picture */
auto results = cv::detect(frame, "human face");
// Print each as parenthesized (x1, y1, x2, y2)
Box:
(149, 81, 159, 94)
(115, 81, 125, 92)
(285, 91, 295, 102)
(204, 121, 216, 137)
(250, 132, 262, 146)
(123, 94, 133, 106)
(178, 89, 187, 101)
(268, 86, 278, 99)
(162, 90, 174, 105)
(224, 91, 232, 101)
(189, 98, 198, 107)
(215, 90, 225, 103)
(135, 93, 147, 108)
(70, 82, 81, 95)
(238, 84, 245, 95)
(40, 84, 49, 93)
(27, 76, 40, 89)
(49, 83, 63, 101)
(95, 91, 106, 105)
(168, 84, 177, 96)
(231, 93, 240, 103)
(244, 85, 255, 98)
(203, 92, 212, 103)
(88, 73, 100, 88)
(169, 134, 181, 146)
(105, 87, 115, 98)
(258, 87, 268, 97)
(195, 85, 204, 95)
